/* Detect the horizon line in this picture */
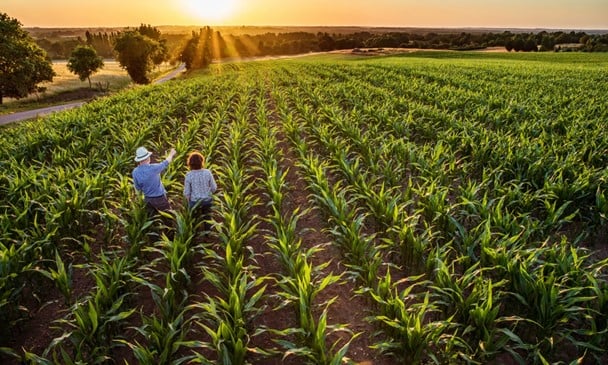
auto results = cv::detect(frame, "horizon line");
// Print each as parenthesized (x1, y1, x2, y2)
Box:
(24, 24, 608, 31)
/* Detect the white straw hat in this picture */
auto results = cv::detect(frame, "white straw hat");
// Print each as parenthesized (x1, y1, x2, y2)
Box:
(134, 146, 152, 162)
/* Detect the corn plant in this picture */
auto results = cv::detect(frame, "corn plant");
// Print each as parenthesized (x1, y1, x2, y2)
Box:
(47, 289, 135, 363)
(193, 270, 267, 365)
(582, 269, 608, 361)
(254, 88, 360, 364)
(0, 241, 34, 330)
(186, 92, 270, 365)
(3, 50, 608, 364)
(32, 250, 73, 305)
(370, 288, 449, 365)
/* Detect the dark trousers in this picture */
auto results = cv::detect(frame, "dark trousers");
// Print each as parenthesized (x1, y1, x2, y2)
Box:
(189, 199, 213, 231)
(145, 195, 172, 217)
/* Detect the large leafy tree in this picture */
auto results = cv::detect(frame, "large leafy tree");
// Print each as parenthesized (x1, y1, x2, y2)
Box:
(180, 26, 214, 70)
(136, 24, 168, 66)
(113, 25, 168, 84)
(0, 13, 55, 104)
(67, 45, 104, 88)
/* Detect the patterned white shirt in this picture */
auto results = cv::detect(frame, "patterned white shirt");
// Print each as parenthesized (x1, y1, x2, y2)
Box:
(184, 169, 217, 202)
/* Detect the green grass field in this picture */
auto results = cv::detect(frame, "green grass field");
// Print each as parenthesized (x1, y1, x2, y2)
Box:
(42, 60, 131, 92)
(1, 51, 608, 365)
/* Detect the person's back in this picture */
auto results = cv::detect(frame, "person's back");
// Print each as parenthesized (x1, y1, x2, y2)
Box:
(132, 146, 176, 216)
(184, 151, 217, 230)
(133, 161, 169, 198)
(184, 168, 216, 203)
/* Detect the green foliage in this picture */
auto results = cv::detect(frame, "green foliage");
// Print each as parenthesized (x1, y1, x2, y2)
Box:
(33, 250, 73, 305)
(180, 26, 214, 70)
(113, 25, 167, 84)
(0, 12, 55, 103)
(136, 24, 168, 65)
(2, 52, 608, 364)
(67, 45, 104, 88)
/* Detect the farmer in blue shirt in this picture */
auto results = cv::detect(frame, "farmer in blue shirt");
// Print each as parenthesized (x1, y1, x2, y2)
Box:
(132, 146, 176, 216)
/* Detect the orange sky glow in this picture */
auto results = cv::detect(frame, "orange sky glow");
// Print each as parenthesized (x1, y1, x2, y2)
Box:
(3, 0, 607, 29)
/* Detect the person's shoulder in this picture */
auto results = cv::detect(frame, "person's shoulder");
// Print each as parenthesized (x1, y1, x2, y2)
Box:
(185, 169, 202, 177)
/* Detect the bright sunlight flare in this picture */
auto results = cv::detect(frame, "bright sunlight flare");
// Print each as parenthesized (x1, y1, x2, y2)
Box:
(181, 0, 239, 22)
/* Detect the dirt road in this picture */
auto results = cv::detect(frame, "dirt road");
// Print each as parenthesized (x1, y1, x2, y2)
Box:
(0, 102, 86, 126)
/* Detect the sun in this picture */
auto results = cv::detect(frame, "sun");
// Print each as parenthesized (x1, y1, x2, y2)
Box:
(182, 0, 239, 22)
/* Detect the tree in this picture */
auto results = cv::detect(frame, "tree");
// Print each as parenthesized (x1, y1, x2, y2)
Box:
(180, 27, 214, 70)
(540, 35, 556, 52)
(512, 35, 525, 52)
(136, 24, 168, 66)
(67, 45, 104, 88)
(180, 31, 199, 70)
(317, 33, 335, 51)
(113, 25, 168, 84)
(523, 37, 537, 52)
(0, 13, 55, 104)
(136, 24, 162, 40)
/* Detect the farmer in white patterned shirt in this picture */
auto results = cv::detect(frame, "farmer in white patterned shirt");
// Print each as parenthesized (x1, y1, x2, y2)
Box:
(184, 151, 217, 230)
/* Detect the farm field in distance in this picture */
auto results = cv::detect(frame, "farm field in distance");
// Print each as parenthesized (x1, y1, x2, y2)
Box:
(0, 60, 131, 115)
(0, 60, 173, 116)
(1, 51, 608, 364)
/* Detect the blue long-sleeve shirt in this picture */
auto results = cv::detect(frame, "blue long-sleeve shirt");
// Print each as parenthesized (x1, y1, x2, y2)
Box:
(132, 160, 169, 198)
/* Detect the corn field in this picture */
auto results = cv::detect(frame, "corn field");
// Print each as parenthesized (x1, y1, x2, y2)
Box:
(1, 51, 608, 365)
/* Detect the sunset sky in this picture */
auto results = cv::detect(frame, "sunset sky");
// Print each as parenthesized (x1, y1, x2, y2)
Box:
(3, 0, 607, 29)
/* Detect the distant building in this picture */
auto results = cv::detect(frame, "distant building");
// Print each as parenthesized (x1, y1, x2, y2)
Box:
(554, 43, 585, 52)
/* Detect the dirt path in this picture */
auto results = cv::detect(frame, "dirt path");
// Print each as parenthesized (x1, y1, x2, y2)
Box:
(0, 102, 86, 126)
(153, 62, 186, 83)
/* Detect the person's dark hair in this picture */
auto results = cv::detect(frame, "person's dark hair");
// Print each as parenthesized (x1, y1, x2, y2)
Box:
(187, 151, 204, 170)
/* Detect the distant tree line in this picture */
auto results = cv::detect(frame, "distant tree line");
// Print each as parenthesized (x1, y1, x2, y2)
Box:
(503, 31, 608, 52)
(178, 29, 608, 62)
(35, 28, 608, 61)
(84, 31, 117, 58)
(35, 27, 181, 60)
(6, 9, 608, 102)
